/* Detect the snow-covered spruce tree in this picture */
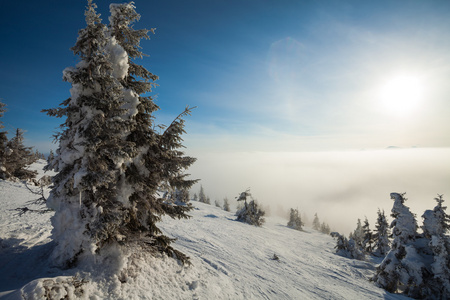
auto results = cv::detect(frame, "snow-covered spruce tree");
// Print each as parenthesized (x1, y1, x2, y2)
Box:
(43, 0, 135, 267)
(362, 217, 373, 253)
(420, 194, 450, 298)
(331, 232, 365, 260)
(47, 149, 55, 166)
(105, 1, 197, 264)
(373, 193, 424, 297)
(320, 222, 331, 234)
(287, 208, 304, 231)
(223, 197, 230, 212)
(332, 232, 349, 256)
(199, 185, 207, 203)
(179, 188, 191, 204)
(373, 209, 390, 256)
(5, 128, 37, 180)
(235, 189, 265, 226)
(312, 213, 320, 230)
(108, 0, 196, 212)
(43, 1, 196, 267)
(0, 101, 8, 180)
(352, 218, 364, 249)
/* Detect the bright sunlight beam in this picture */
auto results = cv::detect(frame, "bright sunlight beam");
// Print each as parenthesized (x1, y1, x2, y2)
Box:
(378, 73, 425, 116)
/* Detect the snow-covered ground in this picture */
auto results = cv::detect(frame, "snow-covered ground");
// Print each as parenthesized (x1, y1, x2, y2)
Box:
(0, 161, 410, 299)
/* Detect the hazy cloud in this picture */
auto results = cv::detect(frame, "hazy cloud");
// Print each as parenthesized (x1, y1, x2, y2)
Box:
(187, 148, 450, 234)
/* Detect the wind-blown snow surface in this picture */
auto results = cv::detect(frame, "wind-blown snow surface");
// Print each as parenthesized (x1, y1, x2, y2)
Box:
(0, 162, 410, 299)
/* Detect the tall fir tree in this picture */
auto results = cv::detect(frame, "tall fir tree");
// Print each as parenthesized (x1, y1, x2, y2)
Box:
(105, 0, 198, 264)
(43, 1, 196, 267)
(43, 0, 134, 267)
(373, 209, 390, 256)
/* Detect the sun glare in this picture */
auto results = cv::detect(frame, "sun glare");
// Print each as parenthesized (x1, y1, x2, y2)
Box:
(378, 74, 425, 116)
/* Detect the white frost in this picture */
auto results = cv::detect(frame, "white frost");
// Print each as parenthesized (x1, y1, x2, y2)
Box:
(105, 36, 129, 80)
(0, 164, 399, 299)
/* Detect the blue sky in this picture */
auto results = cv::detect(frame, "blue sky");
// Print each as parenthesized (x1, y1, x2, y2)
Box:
(1, 0, 450, 153)
(1, 0, 450, 231)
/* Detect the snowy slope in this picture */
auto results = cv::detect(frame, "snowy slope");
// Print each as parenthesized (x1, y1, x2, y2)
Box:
(0, 162, 411, 299)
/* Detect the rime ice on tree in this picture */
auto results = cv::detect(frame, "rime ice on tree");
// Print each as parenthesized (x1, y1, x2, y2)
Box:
(235, 189, 265, 226)
(373, 193, 424, 297)
(43, 1, 196, 268)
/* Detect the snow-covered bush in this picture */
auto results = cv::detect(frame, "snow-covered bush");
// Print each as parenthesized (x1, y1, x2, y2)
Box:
(235, 189, 265, 226)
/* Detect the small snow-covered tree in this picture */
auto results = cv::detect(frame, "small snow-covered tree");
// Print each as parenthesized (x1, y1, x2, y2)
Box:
(374, 209, 390, 256)
(5, 128, 37, 180)
(166, 187, 190, 204)
(320, 222, 331, 234)
(332, 232, 365, 260)
(332, 232, 349, 255)
(312, 213, 320, 230)
(47, 150, 55, 166)
(223, 197, 230, 212)
(193, 193, 198, 201)
(373, 193, 424, 297)
(235, 189, 265, 226)
(199, 185, 207, 203)
(287, 208, 304, 231)
(352, 218, 364, 249)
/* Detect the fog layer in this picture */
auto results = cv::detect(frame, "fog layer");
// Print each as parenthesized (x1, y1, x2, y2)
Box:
(187, 148, 450, 234)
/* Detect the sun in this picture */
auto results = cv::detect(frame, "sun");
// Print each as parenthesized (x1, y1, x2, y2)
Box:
(378, 73, 425, 116)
